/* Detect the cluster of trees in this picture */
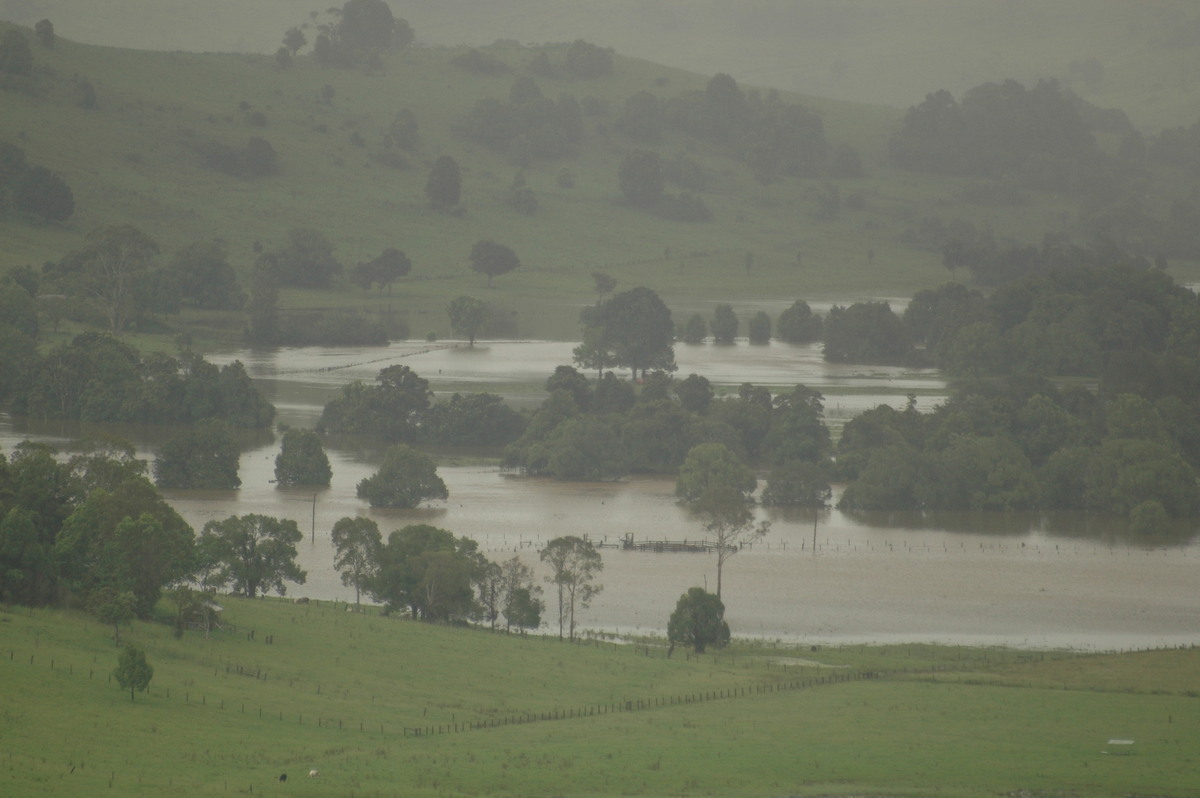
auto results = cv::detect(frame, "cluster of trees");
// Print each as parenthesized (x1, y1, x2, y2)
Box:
(0, 140, 74, 222)
(916, 249, 1200, 383)
(679, 300, 822, 346)
(304, 0, 414, 69)
(888, 79, 1116, 194)
(616, 73, 850, 184)
(318, 364, 526, 448)
(28, 226, 245, 339)
(455, 77, 584, 164)
(10, 333, 274, 427)
(503, 364, 832, 502)
(838, 381, 1199, 529)
(329, 516, 550, 631)
(615, 149, 711, 221)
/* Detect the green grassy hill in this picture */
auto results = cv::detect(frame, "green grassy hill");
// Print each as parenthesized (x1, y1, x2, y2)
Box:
(3, 599, 1198, 796)
(9, 1, 1200, 130)
(0, 17, 1195, 346)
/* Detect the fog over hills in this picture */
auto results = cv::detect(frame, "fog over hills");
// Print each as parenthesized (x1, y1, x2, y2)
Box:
(4, 0, 1198, 129)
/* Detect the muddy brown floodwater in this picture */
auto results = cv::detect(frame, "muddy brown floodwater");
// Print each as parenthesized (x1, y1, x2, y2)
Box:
(3, 340, 1197, 651)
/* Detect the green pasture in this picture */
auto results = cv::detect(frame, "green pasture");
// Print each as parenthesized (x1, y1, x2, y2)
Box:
(7, 20, 1197, 347)
(2, 598, 1196, 796)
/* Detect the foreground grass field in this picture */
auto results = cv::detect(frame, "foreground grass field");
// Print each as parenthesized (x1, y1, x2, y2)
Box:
(2, 598, 1196, 796)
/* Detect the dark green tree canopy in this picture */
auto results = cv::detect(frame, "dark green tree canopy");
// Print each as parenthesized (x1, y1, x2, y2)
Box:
(469, 240, 520, 287)
(368, 524, 484, 621)
(710, 304, 738, 344)
(14, 166, 74, 222)
(318, 364, 432, 441)
(169, 240, 245, 310)
(776, 300, 822, 343)
(274, 428, 332, 487)
(356, 444, 448, 508)
(667, 587, 729, 654)
(580, 286, 675, 379)
(447, 295, 486, 345)
(0, 28, 33, 76)
(425, 155, 461, 209)
(113, 645, 154, 700)
(154, 419, 241, 490)
(200, 514, 307, 598)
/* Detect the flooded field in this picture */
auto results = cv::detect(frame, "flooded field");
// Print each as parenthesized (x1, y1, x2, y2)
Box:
(4, 340, 1197, 651)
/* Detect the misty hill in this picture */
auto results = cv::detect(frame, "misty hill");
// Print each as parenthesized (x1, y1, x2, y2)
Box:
(0, 9, 1197, 345)
(5, 0, 1200, 130)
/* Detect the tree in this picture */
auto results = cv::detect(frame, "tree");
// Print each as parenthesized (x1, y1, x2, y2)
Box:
(447, 295, 486, 345)
(777, 295, 825, 338)
(682, 313, 708, 344)
(282, 26, 306, 55)
(425, 155, 461, 209)
(711, 304, 739, 344)
(748, 311, 772, 344)
(13, 166, 74, 222)
(154, 419, 240, 489)
(318, 364, 432, 442)
(112, 645, 153, 701)
(200, 514, 307, 598)
(676, 443, 768, 599)
(356, 444, 448, 508)
(0, 28, 33, 76)
(270, 228, 341, 288)
(370, 247, 411, 293)
(539, 536, 603, 641)
(580, 286, 675, 379)
(618, 149, 665, 205)
(592, 271, 616, 301)
(68, 225, 159, 334)
(34, 20, 55, 49)
(498, 556, 543, 631)
(246, 256, 280, 344)
(55, 480, 195, 617)
(169, 240, 245, 310)
(762, 460, 831, 507)
(339, 0, 397, 51)
(331, 516, 382, 609)
(274, 428, 332, 487)
(368, 525, 482, 621)
(667, 587, 729, 655)
(91, 588, 136, 646)
(675, 373, 714, 414)
(469, 240, 520, 288)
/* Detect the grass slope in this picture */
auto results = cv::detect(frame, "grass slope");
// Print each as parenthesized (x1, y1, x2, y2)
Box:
(2, 598, 1197, 797)
(8, 17, 1190, 347)
(8, 1, 1200, 130)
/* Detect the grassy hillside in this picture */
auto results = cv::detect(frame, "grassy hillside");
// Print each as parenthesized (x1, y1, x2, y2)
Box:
(0, 18, 1195, 346)
(7, 1, 1200, 131)
(2, 598, 1198, 796)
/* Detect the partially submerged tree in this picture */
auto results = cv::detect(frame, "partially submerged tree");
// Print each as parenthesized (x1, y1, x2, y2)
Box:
(447, 295, 486, 345)
(356, 444, 447, 508)
(154, 419, 240, 489)
(274, 428, 332, 487)
(539, 535, 603, 641)
(676, 443, 768, 599)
